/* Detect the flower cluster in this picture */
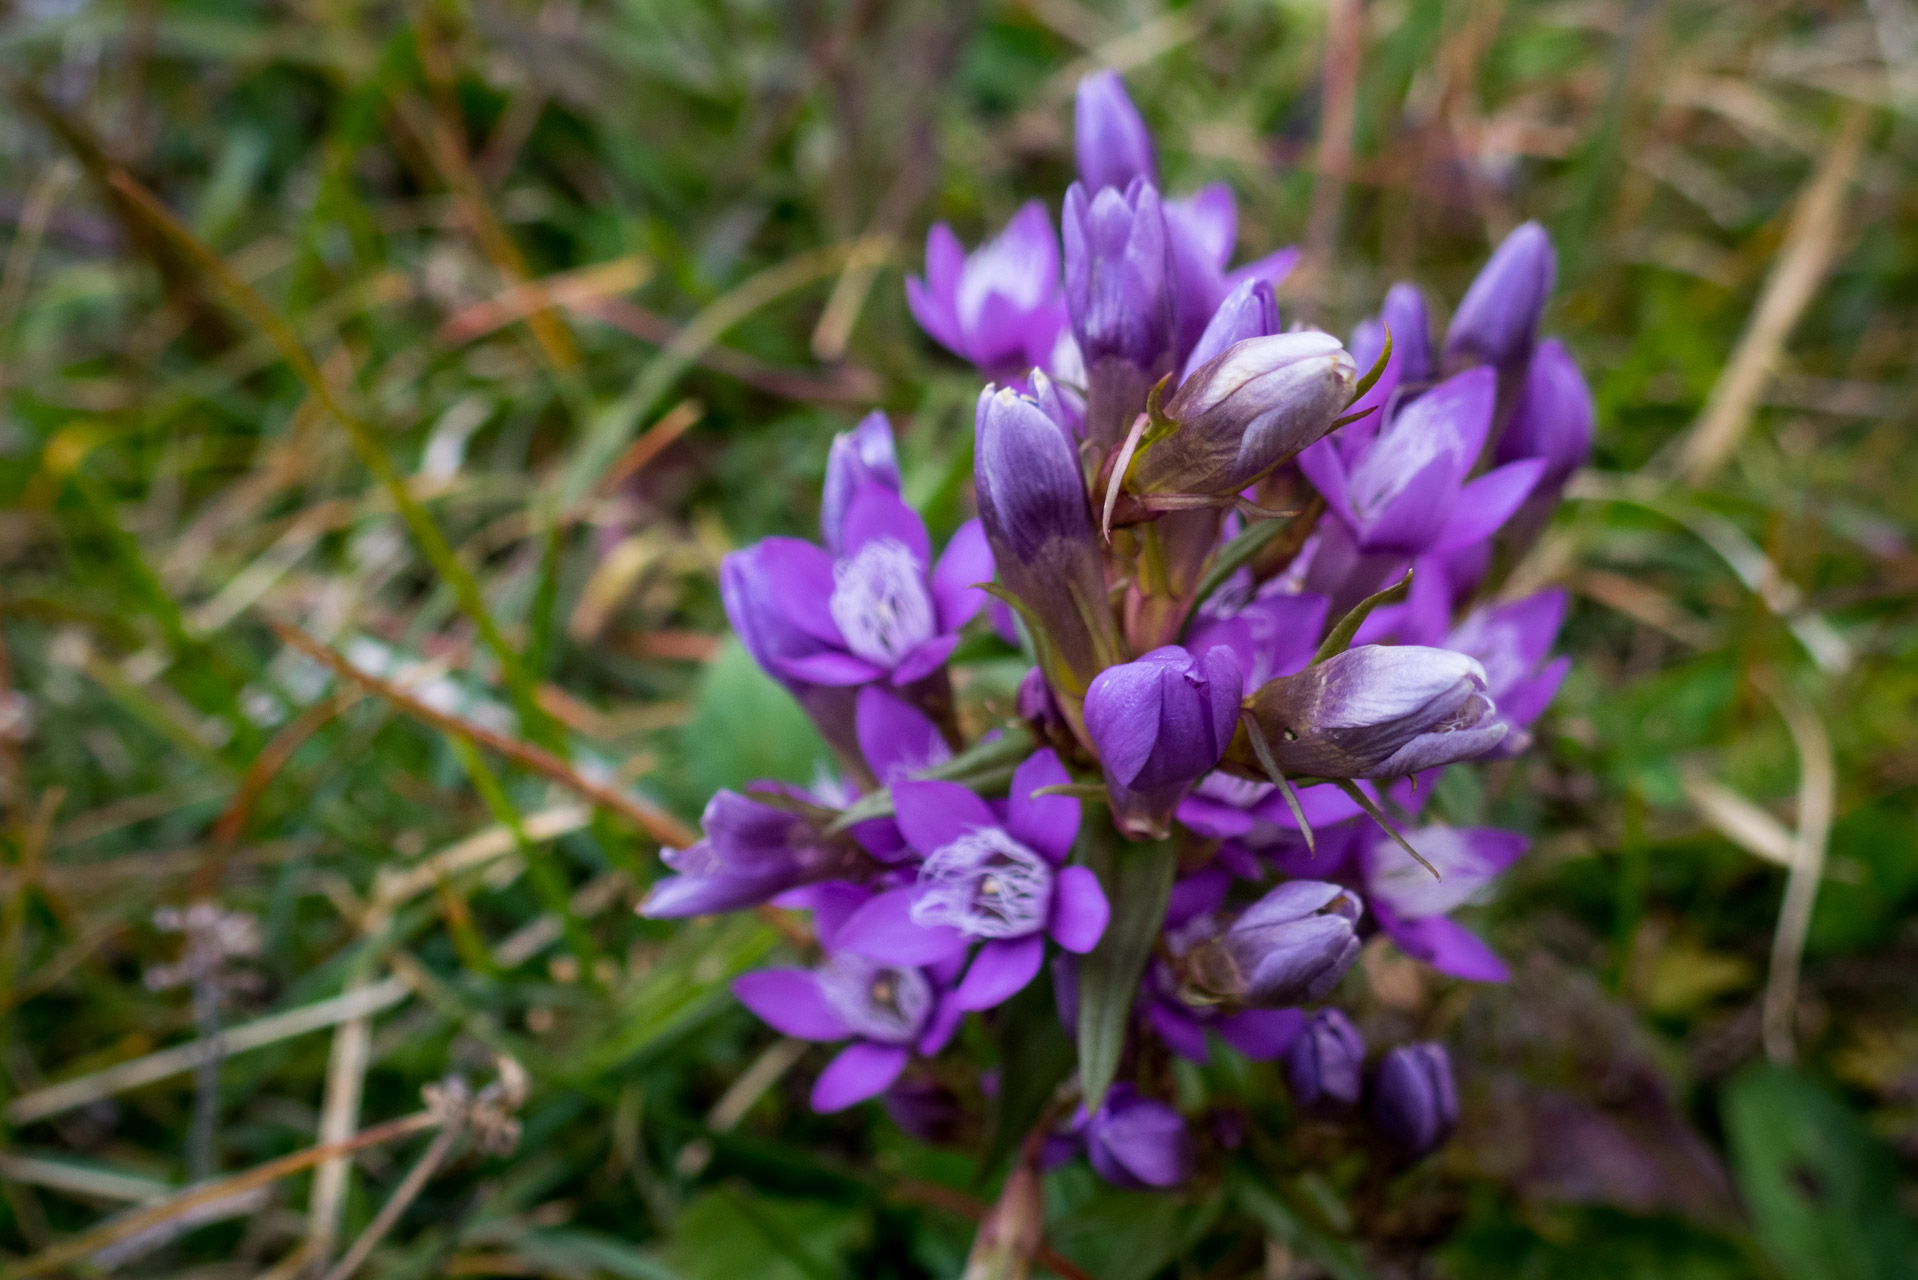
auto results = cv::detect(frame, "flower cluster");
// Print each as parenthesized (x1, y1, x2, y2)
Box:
(647, 72, 1588, 1187)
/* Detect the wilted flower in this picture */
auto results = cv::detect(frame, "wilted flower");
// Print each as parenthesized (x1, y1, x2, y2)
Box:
(1085, 645, 1243, 838)
(1180, 880, 1364, 1006)
(1442, 220, 1556, 377)
(734, 948, 963, 1111)
(906, 202, 1069, 376)
(1237, 644, 1507, 779)
(1371, 1042, 1459, 1157)
(1128, 332, 1356, 500)
(1287, 1009, 1366, 1108)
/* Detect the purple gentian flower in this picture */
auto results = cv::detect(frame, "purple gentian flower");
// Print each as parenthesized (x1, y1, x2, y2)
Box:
(1239, 644, 1507, 779)
(1064, 178, 1177, 446)
(1085, 645, 1243, 838)
(974, 384, 1119, 695)
(722, 481, 992, 691)
(1360, 824, 1526, 982)
(1443, 220, 1556, 377)
(833, 749, 1109, 1012)
(1371, 1042, 1459, 1158)
(1495, 339, 1592, 490)
(905, 201, 1070, 377)
(1144, 879, 1306, 1063)
(1287, 1009, 1365, 1108)
(1180, 880, 1364, 1006)
(642, 787, 865, 919)
(1179, 275, 1279, 382)
(820, 411, 902, 557)
(1074, 1085, 1193, 1190)
(1442, 589, 1570, 757)
(1074, 70, 1157, 193)
(1300, 367, 1545, 564)
(733, 947, 965, 1112)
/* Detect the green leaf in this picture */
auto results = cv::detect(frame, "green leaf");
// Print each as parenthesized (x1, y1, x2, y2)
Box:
(824, 726, 1035, 835)
(1229, 1168, 1373, 1280)
(1346, 324, 1394, 407)
(980, 966, 1076, 1179)
(1075, 824, 1176, 1111)
(1309, 570, 1413, 666)
(1722, 1064, 1918, 1280)
(665, 1188, 866, 1280)
(683, 637, 831, 796)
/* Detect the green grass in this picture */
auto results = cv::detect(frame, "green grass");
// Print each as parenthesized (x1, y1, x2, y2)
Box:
(0, 1, 1915, 1276)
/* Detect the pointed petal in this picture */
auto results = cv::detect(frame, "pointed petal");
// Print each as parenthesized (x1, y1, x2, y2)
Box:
(811, 1042, 910, 1112)
(954, 935, 1047, 1011)
(833, 887, 968, 966)
(893, 778, 997, 855)
(1048, 865, 1110, 954)
(1007, 748, 1080, 861)
(732, 969, 852, 1041)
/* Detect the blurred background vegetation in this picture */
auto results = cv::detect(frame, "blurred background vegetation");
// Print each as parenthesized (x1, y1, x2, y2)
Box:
(0, 0, 1914, 1276)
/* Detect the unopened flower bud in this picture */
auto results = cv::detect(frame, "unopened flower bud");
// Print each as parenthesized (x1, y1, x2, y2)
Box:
(1084, 645, 1242, 838)
(1074, 70, 1157, 193)
(1371, 1042, 1459, 1158)
(1131, 332, 1356, 499)
(1065, 179, 1176, 446)
(1182, 880, 1364, 1006)
(1495, 338, 1593, 488)
(1180, 276, 1279, 383)
(1443, 221, 1555, 376)
(1286, 1009, 1366, 1108)
(1237, 645, 1507, 779)
(1081, 1085, 1192, 1190)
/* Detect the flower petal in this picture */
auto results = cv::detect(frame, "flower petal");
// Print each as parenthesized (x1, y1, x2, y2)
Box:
(811, 1042, 910, 1112)
(954, 935, 1047, 1011)
(893, 778, 998, 855)
(930, 519, 994, 633)
(833, 887, 968, 966)
(732, 969, 851, 1041)
(1006, 748, 1080, 861)
(1048, 866, 1110, 954)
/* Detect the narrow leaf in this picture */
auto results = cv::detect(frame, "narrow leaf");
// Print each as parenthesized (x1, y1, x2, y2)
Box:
(823, 726, 1035, 835)
(1075, 823, 1177, 1111)
(1310, 570, 1413, 666)
(1345, 325, 1393, 407)
(1239, 713, 1314, 854)
(1333, 779, 1437, 879)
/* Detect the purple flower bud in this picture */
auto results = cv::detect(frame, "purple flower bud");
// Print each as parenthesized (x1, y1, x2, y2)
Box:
(1081, 1085, 1192, 1190)
(1286, 1009, 1366, 1108)
(1180, 276, 1279, 383)
(1371, 1042, 1459, 1158)
(906, 202, 1069, 376)
(882, 1077, 968, 1144)
(1365, 282, 1435, 386)
(1238, 644, 1507, 779)
(1182, 880, 1364, 1006)
(821, 411, 901, 556)
(1165, 184, 1238, 364)
(1132, 333, 1357, 499)
(1443, 221, 1556, 376)
(1495, 338, 1593, 489)
(1028, 368, 1087, 441)
(974, 385, 1120, 694)
(1085, 645, 1243, 838)
(643, 789, 862, 918)
(1074, 70, 1157, 193)
(1064, 180, 1176, 445)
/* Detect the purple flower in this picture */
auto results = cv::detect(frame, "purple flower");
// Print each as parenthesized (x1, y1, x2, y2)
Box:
(1077, 1085, 1193, 1190)
(1064, 179, 1177, 445)
(1085, 645, 1243, 838)
(1361, 823, 1525, 982)
(1495, 337, 1593, 490)
(1287, 1009, 1365, 1108)
(1238, 644, 1507, 779)
(733, 948, 964, 1112)
(722, 482, 992, 692)
(1180, 880, 1364, 1006)
(1130, 332, 1356, 499)
(1339, 283, 1434, 462)
(1180, 275, 1279, 383)
(821, 411, 902, 557)
(1443, 220, 1556, 377)
(906, 201, 1069, 376)
(1145, 903, 1306, 1062)
(642, 788, 865, 919)
(1074, 70, 1157, 193)
(1300, 367, 1545, 560)
(1371, 1042, 1459, 1158)
(1443, 590, 1570, 757)
(832, 750, 1109, 1012)
(974, 385, 1120, 695)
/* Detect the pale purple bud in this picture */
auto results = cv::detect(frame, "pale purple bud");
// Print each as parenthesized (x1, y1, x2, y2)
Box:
(1074, 70, 1157, 192)
(1085, 645, 1243, 838)
(1495, 338, 1593, 488)
(1082, 1086, 1192, 1190)
(1028, 368, 1086, 441)
(1183, 880, 1364, 1006)
(974, 385, 1119, 693)
(1444, 221, 1556, 376)
(1180, 276, 1279, 383)
(821, 411, 901, 555)
(1238, 645, 1507, 779)
(1359, 282, 1435, 386)
(1133, 332, 1357, 498)
(1371, 1042, 1459, 1157)
(1286, 1009, 1366, 1108)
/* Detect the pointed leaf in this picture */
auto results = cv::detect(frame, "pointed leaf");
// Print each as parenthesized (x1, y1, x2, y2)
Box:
(1075, 822, 1177, 1111)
